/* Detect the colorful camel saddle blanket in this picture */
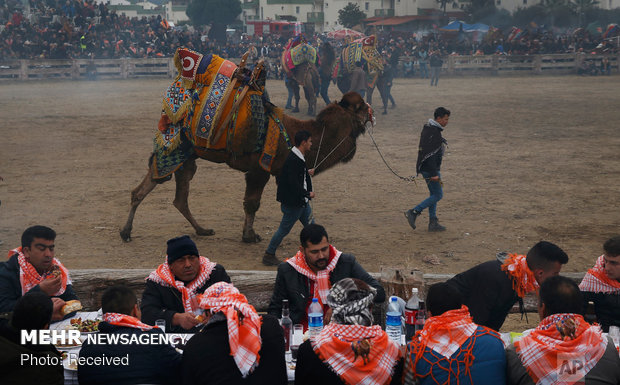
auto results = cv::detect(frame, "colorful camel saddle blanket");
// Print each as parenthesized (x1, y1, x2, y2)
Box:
(334, 35, 383, 84)
(283, 43, 317, 71)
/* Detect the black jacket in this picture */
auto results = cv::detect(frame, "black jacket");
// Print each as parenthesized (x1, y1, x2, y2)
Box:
(78, 322, 182, 385)
(415, 123, 445, 177)
(267, 253, 385, 324)
(0, 254, 79, 316)
(0, 323, 64, 385)
(446, 257, 519, 331)
(141, 264, 230, 333)
(276, 150, 312, 207)
(295, 339, 404, 385)
(181, 313, 287, 385)
(582, 291, 620, 332)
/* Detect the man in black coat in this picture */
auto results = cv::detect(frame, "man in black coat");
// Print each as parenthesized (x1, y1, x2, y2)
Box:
(263, 130, 315, 266)
(79, 285, 182, 385)
(0, 225, 78, 322)
(405, 107, 450, 232)
(268, 224, 385, 327)
(141, 235, 230, 333)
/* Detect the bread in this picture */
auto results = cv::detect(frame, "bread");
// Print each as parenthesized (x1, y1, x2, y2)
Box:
(61, 300, 82, 316)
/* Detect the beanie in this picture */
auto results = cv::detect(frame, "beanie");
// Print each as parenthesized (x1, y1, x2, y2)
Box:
(166, 235, 199, 264)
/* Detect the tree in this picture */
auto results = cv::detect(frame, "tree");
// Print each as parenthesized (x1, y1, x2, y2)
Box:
(338, 3, 367, 28)
(570, 0, 599, 26)
(186, 0, 242, 42)
(540, 0, 573, 27)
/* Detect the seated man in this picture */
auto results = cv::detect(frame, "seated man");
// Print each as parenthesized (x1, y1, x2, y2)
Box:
(141, 235, 230, 333)
(295, 278, 403, 385)
(579, 235, 620, 332)
(446, 241, 568, 331)
(181, 282, 287, 385)
(0, 292, 63, 385)
(79, 285, 182, 385)
(268, 224, 385, 328)
(506, 276, 620, 385)
(0, 225, 79, 321)
(404, 282, 505, 385)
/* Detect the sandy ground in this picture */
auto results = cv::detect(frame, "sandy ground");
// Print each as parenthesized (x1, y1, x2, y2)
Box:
(1, 75, 619, 283)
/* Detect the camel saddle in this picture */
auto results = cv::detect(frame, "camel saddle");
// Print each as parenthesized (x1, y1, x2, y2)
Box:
(333, 35, 384, 88)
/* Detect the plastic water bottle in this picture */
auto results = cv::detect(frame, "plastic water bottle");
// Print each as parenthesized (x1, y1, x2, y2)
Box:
(308, 298, 324, 338)
(404, 288, 420, 342)
(386, 296, 402, 345)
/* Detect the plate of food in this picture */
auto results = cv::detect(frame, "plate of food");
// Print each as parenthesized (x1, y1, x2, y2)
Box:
(63, 356, 78, 371)
(55, 339, 82, 349)
(68, 317, 100, 333)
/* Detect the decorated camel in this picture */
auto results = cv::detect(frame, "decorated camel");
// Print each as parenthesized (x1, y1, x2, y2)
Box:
(334, 35, 388, 108)
(120, 48, 374, 243)
(281, 35, 320, 115)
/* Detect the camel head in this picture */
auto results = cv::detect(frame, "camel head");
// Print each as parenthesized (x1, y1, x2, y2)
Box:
(310, 92, 374, 174)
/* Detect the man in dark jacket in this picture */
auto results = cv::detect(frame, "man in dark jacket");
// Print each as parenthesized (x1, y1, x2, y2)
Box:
(405, 107, 450, 232)
(182, 282, 287, 385)
(263, 130, 315, 266)
(79, 285, 182, 385)
(141, 235, 230, 333)
(579, 235, 620, 332)
(506, 276, 620, 385)
(0, 292, 64, 385)
(0, 225, 78, 322)
(268, 224, 385, 327)
(446, 241, 568, 331)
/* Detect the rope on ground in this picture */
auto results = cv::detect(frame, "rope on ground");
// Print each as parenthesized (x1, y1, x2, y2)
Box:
(367, 129, 417, 184)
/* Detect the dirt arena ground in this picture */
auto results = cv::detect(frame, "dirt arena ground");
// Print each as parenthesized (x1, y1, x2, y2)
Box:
(1, 75, 619, 283)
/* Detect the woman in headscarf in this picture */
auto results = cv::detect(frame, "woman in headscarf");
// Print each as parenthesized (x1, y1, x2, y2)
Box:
(295, 278, 403, 385)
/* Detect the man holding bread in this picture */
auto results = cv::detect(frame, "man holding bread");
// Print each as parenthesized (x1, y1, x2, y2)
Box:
(0, 225, 80, 321)
(141, 235, 231, 333)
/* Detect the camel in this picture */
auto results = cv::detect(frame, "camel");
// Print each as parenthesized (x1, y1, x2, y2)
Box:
(289, 61, 319, 115)
(119, 92, 373, 243)
(317, 41, 336, 106)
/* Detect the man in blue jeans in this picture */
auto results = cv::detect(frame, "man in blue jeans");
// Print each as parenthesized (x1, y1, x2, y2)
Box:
(405, 107, 450, 232)
(263, 130, 315, 266)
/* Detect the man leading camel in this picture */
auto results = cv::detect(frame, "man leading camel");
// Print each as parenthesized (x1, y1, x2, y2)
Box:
(263, 130, 316, 266)
(141, 235, 230, 333)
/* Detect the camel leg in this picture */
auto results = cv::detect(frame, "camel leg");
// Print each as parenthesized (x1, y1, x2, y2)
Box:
(366, 86, 374, 105)
(304, 85, 316, 116)
(242, 169, 270, 243)
(292, 83, 300, 113)
(120, 166, 159, 242)
(173, 158, 215, 236)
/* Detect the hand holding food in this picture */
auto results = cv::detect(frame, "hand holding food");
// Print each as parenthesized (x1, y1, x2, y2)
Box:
(39, 275, 62, 296)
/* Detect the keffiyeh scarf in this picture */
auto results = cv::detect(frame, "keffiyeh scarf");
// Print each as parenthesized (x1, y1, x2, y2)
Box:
(515, 313, 607, 385)
(501, 254, 539, 298)
(147, 256, 216, 313)
(9, 247, 71, 296)
(326, 277, 376, 326)
(286, 245, 341, 306)
(200, 282, 262, 378)
(313, 323, 401, 385)
(103, 313, 155, 331)
(579, 255, 620, 294)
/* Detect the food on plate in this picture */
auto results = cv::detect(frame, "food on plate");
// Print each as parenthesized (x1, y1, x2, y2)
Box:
(69, 317, 100, 332)
(61, 300, 83, 316)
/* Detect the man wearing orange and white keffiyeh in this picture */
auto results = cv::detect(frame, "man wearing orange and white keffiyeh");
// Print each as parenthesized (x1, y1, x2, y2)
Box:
(506, 276, 620, 385)
(445, 241, 568, 331)
(404, 282, 506, 385)
(141, 235, 231, 333)
(295, 278, 403, 385)
(0, 225, 79, 321)
(267, 224, 386, 329)
(180, 282, 288, 384)
(579, 235, 620, 332)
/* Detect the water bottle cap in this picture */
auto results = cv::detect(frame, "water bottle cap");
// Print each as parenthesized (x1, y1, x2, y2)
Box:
(412, 288, 418, 293)
(390, 296, 397, 302)
(312, 298, 318, 303)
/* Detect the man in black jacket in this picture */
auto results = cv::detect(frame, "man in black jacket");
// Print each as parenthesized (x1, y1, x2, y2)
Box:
(263, 130, 315, 266)
(141, 235, 230, 333)
(79, 285, 182, 385)
(0, 225, 79, 322)
(268, 224, 385, 327)
(405, 107, 450, 232)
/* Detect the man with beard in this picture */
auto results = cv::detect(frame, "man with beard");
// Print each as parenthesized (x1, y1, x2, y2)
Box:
(268, 224, 385, 328)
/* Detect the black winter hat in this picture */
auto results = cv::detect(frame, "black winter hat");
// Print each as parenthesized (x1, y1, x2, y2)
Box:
(166, 235, 199, 264)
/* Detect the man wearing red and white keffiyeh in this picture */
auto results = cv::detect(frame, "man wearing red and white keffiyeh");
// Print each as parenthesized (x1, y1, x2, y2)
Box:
(0, 225, 79, 321)
(141, 235, 231, 333)
(506, 276, 620, 385)
(79, 285, 182, 385)
(579, 236, 620, 332)
(267, 224, 386, 329)
(180, 282, 288, 384)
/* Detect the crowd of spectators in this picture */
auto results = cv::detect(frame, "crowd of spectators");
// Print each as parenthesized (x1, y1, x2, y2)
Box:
(1, 0, 617, 65)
